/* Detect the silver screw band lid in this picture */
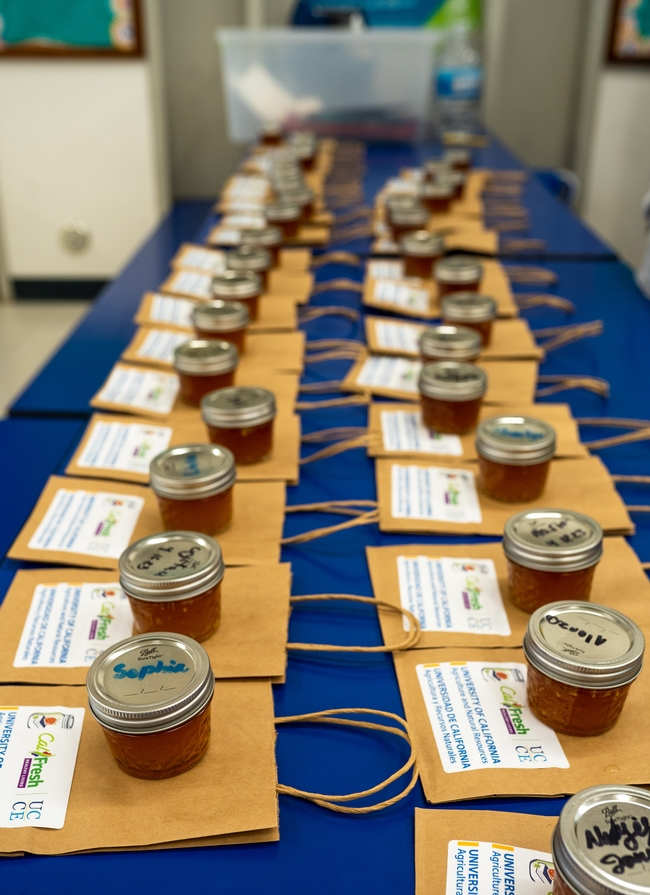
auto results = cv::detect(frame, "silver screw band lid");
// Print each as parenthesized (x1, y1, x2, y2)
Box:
(419, 361, 487, 402)
(385, 196, 421, 213)
(424, 159, 453, 179)
(211, 270, 261, 299)
(444, 148, 471, 166)
(389, 206, 430, 226)
(265, 201, 301, 222)
(240, 226, 282, 248)
(201, 386, 277, 428)
(421, 182, 455, 200)
(475, 415, 556, 465)
(442, 292, 497, 322)
(119, 531, 224, 601)
(173, 339, 239, 376)
(503, 509, 603, 572)
(150, 444, 236, 499)
(400, 230, 445, 257)
(227, 245, 271, 273)
(192, 301, 249, 333)
(277, 186, 314, 207)
(419, 325, 482, 361)
(435, 255, 483, 284)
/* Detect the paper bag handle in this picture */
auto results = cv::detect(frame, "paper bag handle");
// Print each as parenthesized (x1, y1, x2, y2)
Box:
(310, 250, 362, 268)
(515, 294, 575, 314)
(300, 436, 370, 466)
(536, 375, 609, 399)
(282, 501, 379, 546)
(299, 306, 360, 323)
(504, 265, 558, 284)
(311, 279, 363, 295)
(578, 418, 650, 451)
(532, 320, 603, 352)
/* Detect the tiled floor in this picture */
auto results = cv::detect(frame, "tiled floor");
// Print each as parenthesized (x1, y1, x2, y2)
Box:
(0, 300, 90, 417)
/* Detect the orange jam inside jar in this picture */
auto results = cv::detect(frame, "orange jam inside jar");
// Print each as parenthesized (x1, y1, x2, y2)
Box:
(400, 230, 444, 279)
(419, 361, 487, 434)
(173, 339, 238, 407)
(289, 132, 318, 170)
(87, 632, 215, 779)
(192, 300, 249, 355)
(226, 245, 271, 292)
(260, 121, 283, 145)
(476, 415, 556, 502)
(444, 148, 472, 172)
(524, 602, 645, 736)
(240, 226, 283, 268)
(552, 785, 650, 895)
(265, 200, 302, 239)
(119, 531, 225, 641)
(150, 443, 236, 536)
(435, 255, 483, 298)
(421, 182, 455, 213)
(419, 325, 482, 364)
(276, 185, 315, 221)
(211, 269, 262, 322)
(503, 509, 603, 613)
(202, 386, 277, 465)
(441, 292, 497, 346)
(389, 205, 430, 243)
(424, 160, 454, 182)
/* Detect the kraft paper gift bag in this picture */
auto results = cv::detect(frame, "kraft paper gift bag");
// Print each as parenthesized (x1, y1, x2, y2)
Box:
(366, 537, 650, 651)
(415, 809, 557, 895)
(364, 316, 544, 362)
(394, 646, 650, 803)
(367, 402, 587, 463)
(266, 268, 313, 304)
(0, 682, 278, 856)
(0, 564, 291, 686)
(8, 475, 285, 570)
(375, 456, 634, 537)
(343, 352, 539, 406)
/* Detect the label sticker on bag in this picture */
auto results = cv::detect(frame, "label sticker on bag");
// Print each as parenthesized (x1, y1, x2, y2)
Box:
(0, 705, 84, 828)
(14, 582, 134, 668)
(356, 356, 421, 394)
(28, 490, 144, 559)
(391, 464, 482, 523)
(372, 278, 431, 313)
(149, 294, 194, 328)
(446, 840, 555, 895)
(76, 421, 172, 475)
(381, 410, 463, 455)
(96, 366, 179, 415)
(136, 328, 188, 364)
(165, 270, 212, 299)
(397, 556, 510, 634)
(375, 320, 423, 354)
(416, 661, 569, 772)
(366, 260, 404, 279)
(178, 247, 227, 273)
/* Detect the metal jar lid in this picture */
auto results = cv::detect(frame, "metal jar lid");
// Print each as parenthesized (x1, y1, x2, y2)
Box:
(424, 160, 453, 179)
(421, 182, 455, 201)
(389, 206, 430, 227)
(240, 226, 282, 249)
(192, 300, 249, 333)
(524, 601, 645, 690)
(435, 255, 483, 285)
(226, 245, 271, 274)
(261, 120, 282, 138)
(150, 444, 236, 499)
(436, 170, 466, 189)
(442, 292, 497, 323)
(419, 361, 487, 402)
(211, 270, 261, 300)
(553, 785, 650, 895)
(503, 509, 603, 572)
(265, 201, 301, 223)
(444, 148, 472, 166)
(475, 415, 556, 465)
(277, 186, 314, 208)
(419, 325, 482, 361)
(201, 386, 277, 429)
(173, 339, 239, 376)
(400, 230, 444, 257)
(87, 632, 214, 735)
(119, 531, 225, 601)
(271, 174, 305, 193)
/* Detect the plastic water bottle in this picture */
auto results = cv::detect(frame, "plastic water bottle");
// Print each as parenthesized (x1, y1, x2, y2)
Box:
(435, 25, 483, 134)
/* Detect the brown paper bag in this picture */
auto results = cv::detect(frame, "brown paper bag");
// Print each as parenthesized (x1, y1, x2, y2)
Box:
(134, 291, 298, 334)
(0, 564, 291, 685)
(367, 402, 587, 462)
(208, 223, 330, 248)
(365, 316, 543, 362)
(0, 682, 278, 856)
(8, 475, 285, 569)
(415, 808, 556, 895)
(279, 247, 312, 271)
(266, 268, 313, 304)
(367, 537, 650, 650)
(343, 352, 538, 406)
(394, 645, 650, 803)
(376, 456, 634, 536)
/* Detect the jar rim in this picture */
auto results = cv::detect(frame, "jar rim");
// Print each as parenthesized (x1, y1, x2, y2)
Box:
(435, 255, 483, 283)
(420, 325, 482, 360)
(211, 270, 261, 299)
(441, 292, 497, 322)
(201, 386, 277, 428)
(419, 361, 487, 401)
(475, 415, 556, 465)
(173, 339, 239, 375)
(226, 246, 271, 272)
(240, 226, 282, 248)
(150, 443, 236, 499)
(192, 301, 249, 332)
(503, 509, 603, 571)
(400, 230, 445, 256)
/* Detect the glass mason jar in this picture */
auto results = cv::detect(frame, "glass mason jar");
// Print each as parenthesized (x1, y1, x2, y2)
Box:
(226, 245, 272, 292)
(524, 601, 645, 736)
(444, 148, 472, 171)
(389, 205, 430, 243)
(265, 200, 302, 239)
(437, 170, 466, 199)
(260, 120, 283, 145)
(87, 632, 214, 779)
(276, 185, 315, 220)
(421, 182, 455, 213)
(201, 386, 277, 465)
(240, 226, 283, 268)
(424, 159, 454, 183)
(385, 195, 422, 217)
(400, 230, 445, 279)
(150, 444, 236, 536)
(503, 509, 604, 614)
(173, 339, 239, 407)
(192, 300, 249, 354)
(418, 361, 487, 434)
(441, 292, 498, 346)
(119, 531, 225, 642)
(476, 416, 556, 502)
(419, 324, 482, 364)
(435, 255, 483, 297)
(211, 269, 262, 322)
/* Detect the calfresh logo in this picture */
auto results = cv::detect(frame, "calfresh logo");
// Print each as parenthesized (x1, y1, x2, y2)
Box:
(132, 438, 153, 458)
(18, 732, 55, 790)
(443, 475, 461, 506)
(94, 510, 119, 538)
(461, 573, 483, 611)
(88, 590, 119, 641)
(499, 686, 530, 735)
(147, 385, 163, 402)
(112, 658, 190, 680)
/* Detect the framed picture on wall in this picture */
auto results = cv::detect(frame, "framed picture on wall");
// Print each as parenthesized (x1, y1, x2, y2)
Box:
(607, 0, 650, 64)
(0, 0, 143, 57)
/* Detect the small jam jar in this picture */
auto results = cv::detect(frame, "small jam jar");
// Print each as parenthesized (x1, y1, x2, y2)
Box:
(173, 339, 238, 407)
(503, 510, 604, 614)
(385, 195, 421, 216)
(265, 200, 302, 239)
(119, 531, 225, 642)
(227, 245, 272, 292)
(444, 148, 472, 171)
(419, 361, 487, 434)
(278, 185, 315, 219)
(421, 182, 455, 213)
(240, 226, 283, 268)
(476, 416, 556, 502)
(441, 292, 498, 346)
(87, 632, 214, 779)
(212, 269, 262, 322)
(524, 601, 645, 736)
(290, 133, 317, 169)
(192, 300, 249, 354)
(389, 205, 430, 242)
(150, 444, 236, 535)
(552, 785, 650, 895)
(435, 256, 483, 297)
(260, 121, 283, 145)
(201, 386, 277, 465)
(419, 325, 482, 364)
(424, 160, 453, 182)
(400, 230, 445, 279)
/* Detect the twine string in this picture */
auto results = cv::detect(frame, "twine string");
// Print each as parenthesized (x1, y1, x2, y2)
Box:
(311, 251, 362, 268)
(300, 436, 371, 465)
(535, 375, 609, 399)
(505, 265, 559, 284)
(296, 395, 370, 410)
(311, 279, 363, 295)
(302, 427, 369, 444)
(501, 239, 546, 252)
(515, 294, 575, 314)
(299, 380, 344, 393)
(533, 320, 603, 352)
(299, 306, 360, 323)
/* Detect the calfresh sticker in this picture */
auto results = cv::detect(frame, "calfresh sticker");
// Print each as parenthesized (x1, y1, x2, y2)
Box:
(372, 279, 430, 313)
(135, 329, 188, 363)
(397, 556, 510, 634)
(0, 705, 84, 828)
(164, 269, 212, 299)
(27, 490, 144, 559)
(14, 582, 133, 667)
(374, 320, 423, 354)
(381, 410, 463, 455)
(76, 421, 172, 475)
(356, 356, 421, 394)
(96, 366, 179, 415)
(391, 465, 482, 523)
(416, 661, 569, 772)
(446, 841, 555, 895)
(149, 294, 194, 328)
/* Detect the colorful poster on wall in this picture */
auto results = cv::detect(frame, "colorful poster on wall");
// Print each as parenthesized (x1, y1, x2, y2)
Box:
(292, 0, 481, 29)
(608, 0, 650, 63)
